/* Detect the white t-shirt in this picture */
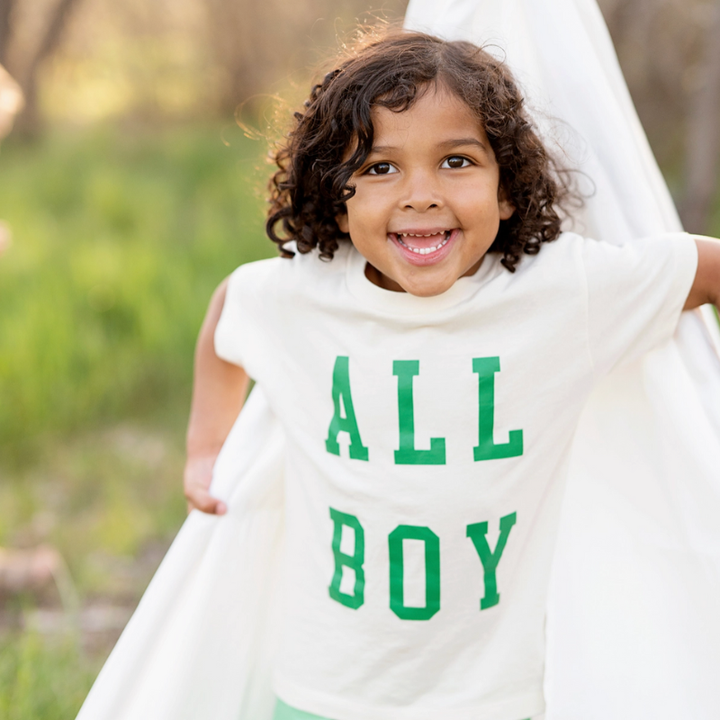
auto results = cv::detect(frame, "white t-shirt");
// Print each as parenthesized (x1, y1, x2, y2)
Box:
(215, 232, 697, 720)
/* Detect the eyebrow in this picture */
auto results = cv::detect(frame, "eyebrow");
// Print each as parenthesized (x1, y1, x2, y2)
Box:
(369, 138, 489, 154)
(437, 138, 489, 152)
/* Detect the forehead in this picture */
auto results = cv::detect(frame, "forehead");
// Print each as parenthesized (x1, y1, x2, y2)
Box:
(370, 85, 487, 145)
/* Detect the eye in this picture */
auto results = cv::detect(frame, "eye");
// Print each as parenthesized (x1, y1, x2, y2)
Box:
(366, 162, 397, 175)
(442, 156, 472, 169)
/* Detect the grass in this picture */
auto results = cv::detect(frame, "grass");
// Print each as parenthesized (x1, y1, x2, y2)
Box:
(0, 124, 273, 460)
(0, 631, 96, 720)
(0, 121, 274, 586)
(0, 123, 274, 718)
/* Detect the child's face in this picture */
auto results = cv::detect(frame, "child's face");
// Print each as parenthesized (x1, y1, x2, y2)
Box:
(337, 84, 514, 297)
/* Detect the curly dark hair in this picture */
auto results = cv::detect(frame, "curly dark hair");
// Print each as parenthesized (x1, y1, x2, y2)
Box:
(267, 28, 572, 272)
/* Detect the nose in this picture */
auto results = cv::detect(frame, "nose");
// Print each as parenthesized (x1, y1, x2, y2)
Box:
(399, 167, 443, 212)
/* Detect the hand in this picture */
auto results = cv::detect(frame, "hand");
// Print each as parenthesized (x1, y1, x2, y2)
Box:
(184, 452, 227, 515)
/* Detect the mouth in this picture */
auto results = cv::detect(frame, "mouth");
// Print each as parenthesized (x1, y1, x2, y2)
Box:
(388, 229, 458, 265)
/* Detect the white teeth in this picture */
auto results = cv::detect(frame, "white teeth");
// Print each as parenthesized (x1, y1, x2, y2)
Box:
(395, 232, 450, 255)
(400, 232, 446, 238)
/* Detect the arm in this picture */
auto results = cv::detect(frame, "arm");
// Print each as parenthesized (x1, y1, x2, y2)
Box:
(684, 237, 720, 310)
(184, 278, 250, 515)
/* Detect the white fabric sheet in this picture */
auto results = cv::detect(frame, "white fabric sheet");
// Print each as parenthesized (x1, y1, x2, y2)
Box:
(76, 389, 286, 720)
(76, 1, 720, 718)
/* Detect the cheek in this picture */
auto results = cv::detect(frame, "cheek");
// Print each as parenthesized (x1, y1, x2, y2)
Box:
(343, 192, 387, 235)
(340, 191, 368, 231)
(478, 182, 509, 221)
(458, 185, 502, 221)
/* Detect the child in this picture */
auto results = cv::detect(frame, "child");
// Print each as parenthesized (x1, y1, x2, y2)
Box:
(184, 30, 718, 720)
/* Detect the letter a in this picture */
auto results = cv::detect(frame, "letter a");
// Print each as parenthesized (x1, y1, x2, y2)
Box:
(325, 356, 369, 461)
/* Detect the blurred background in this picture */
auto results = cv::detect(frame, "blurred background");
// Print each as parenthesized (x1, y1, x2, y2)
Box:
(0, 0, 718, 716)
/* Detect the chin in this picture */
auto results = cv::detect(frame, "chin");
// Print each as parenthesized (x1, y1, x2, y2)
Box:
(398, 268, 458, 297)
(402, 280, 453, 298)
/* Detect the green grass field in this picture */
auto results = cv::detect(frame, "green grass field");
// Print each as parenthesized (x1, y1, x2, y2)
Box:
(0, 124, 273, 458)
(0, 124, 274, 717)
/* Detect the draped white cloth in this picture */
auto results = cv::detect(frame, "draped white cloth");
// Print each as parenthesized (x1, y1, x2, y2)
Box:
(76, 1, 720, 718)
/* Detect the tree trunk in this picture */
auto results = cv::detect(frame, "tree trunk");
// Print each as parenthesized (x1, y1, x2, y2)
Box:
(14, 0, 80, 139)
(679, 1, 720, 234)
(0, 0, 15, 67)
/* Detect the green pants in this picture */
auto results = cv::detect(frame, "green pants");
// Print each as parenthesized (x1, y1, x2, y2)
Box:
(273, 698, 534, 720)
(273, 699, 331, 720)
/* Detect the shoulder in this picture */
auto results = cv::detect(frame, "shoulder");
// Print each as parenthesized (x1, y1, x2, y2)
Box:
(525, 230, 695, 272)
(525, 231, 597, 266)
(509, 232, 587, 276)
(497, 231, 695, 307)
(501, 232, 586, 288)
(570, 230, 696, 284)
(225, 242, 353, 304)
(226, 254, 286, 292)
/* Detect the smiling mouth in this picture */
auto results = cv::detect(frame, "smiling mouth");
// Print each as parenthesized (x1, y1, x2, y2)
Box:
(392, 231, 452, 255)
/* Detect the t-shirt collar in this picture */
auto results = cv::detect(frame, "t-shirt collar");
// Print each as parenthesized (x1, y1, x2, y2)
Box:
(344, 244, 500, 316)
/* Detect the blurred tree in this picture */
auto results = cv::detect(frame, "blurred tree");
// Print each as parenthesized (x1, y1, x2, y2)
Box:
(0, 0, 409, 133)
(203, 0, 304, 115)
(599, 0, 720, 233)
(0, 0, 81, 137)
(204, 0, 408, 117)
(678, 1, 720, 233)
(0, 0, 13, 67)
(16, 0, 80, 136)
(0, 0, 716, 222)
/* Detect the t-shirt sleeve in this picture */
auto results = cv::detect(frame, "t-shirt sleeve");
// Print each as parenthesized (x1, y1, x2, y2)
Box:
(214, 265, 252, 368)
(582, 233, 698, 375)
(214, 259, 279, 373)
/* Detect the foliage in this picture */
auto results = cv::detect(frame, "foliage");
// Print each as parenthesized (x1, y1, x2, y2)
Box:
(0, 124, 272, 461)
(0, 630, 96, 720)
(0, 125, 274, 715)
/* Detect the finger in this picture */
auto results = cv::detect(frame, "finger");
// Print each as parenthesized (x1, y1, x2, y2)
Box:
(185, 485, 227, 515)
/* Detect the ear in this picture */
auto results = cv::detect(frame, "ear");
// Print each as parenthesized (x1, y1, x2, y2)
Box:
(498, 188, 515, 221)
(336, 213, 349, 234)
